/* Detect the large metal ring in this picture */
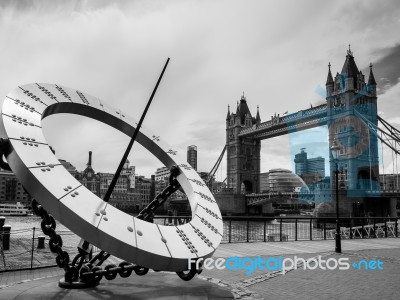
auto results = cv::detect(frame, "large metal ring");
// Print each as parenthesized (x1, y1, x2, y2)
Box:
(0, 83, 223, 271)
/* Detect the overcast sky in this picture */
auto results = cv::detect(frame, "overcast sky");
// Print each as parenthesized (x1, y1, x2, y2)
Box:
(1, 0, 400, 178)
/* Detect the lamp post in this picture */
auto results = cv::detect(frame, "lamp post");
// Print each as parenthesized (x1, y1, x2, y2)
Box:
(331, 139, 342, 253)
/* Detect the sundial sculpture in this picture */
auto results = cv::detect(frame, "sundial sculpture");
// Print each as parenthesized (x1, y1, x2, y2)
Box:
(0, 59, 223, 286)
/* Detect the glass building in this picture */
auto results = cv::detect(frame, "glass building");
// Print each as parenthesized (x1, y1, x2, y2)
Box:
(267, 168, 309, 193)
(294, 148, 307, 176)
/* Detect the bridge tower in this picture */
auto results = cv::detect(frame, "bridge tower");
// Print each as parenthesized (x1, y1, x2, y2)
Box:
(326, 47, 380, 215)
(226, 95, 261, 194)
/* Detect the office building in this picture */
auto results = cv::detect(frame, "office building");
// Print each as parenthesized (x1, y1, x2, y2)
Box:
(294, 148, 325, 184)
(187, 145, 197, 171)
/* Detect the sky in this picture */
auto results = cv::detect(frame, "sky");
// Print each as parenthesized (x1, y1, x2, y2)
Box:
(1, 0, 400, 179)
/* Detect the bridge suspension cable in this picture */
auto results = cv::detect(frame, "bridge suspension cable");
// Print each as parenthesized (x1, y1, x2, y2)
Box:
(378, 115, 400, 189)
(353, 109, 400, 155)
(354, 109, 400, 189)
(206, 145, 226, 189)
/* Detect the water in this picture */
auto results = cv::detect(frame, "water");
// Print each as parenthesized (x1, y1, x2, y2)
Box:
(3, 215, 70, 232)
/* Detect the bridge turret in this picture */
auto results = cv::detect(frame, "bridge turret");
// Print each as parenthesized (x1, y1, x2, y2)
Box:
(327, 47, 380, 218)
(226, 94, 261, 194)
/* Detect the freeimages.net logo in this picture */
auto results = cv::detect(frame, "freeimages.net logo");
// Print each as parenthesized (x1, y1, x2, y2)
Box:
(189, 255, 384, 275)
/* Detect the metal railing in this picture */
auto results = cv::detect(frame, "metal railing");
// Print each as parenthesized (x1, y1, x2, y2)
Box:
(0, 216, 398, 272)
(0, 227, 81, 272)
(219, 216, 399, 243)
(153, 216, 399, 243)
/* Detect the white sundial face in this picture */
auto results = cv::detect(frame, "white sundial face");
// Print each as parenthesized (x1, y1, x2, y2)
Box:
(0, 83, 223, 271)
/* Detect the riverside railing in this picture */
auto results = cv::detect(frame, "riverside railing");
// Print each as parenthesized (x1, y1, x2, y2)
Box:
(217, 216, 399, 243)
(0, 216, 398, 272)
(153, 216, 399, 243)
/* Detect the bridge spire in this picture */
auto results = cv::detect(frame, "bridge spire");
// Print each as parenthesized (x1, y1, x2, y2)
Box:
(326, 62, 334, 85)
(226, 104, 231, 120)
(256, 105, 261, 123)
(347, 44, 353, 56)
(368, 62, 377, 86)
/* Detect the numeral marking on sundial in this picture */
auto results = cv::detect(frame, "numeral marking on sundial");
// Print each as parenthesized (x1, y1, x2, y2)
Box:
(32, 162, 60, 169)
(19, 87, 48, 106)
(178, 163, 192, 170)
(194, 191, 215, 203)
(37, 84, 58, 102)
(76, 90, 90, 105)
(188, 178, 205, 187)
(21, 140, 40, 147)
(55, 85, 72, 102)
(10, 98, 36, 113)
(152, 135, 160, 141)
(198, 216, 219, 235)
(33, 163, 57, 172)
(8, 114, 38, 127)
(167, 149, 177, 155)
(190, 224, 213, 248)
(176, 228, 198, 254)
(198, 204, 220, 220)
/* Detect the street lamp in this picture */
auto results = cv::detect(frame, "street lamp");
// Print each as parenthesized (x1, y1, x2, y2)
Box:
(330, 139, 342, 253)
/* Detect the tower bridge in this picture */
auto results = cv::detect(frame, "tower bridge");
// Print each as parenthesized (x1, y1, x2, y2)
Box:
(220, 48, 400, 218)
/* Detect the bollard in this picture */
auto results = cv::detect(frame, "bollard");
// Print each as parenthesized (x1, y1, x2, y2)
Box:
(0, 216, 5, 230)
(168, 210, 173, 224)
(0, 217, 4, 247)
(2, 225, 11, 250)
(37, 236, 45, 249)
(0, 216, 5, 241)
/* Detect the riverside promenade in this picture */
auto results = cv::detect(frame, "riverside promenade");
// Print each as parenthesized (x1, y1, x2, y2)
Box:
(0, 238, 399, 299)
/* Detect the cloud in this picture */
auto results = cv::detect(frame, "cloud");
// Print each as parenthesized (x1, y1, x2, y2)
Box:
(1, 0, 399, 178)
(379, 82, 400, 124)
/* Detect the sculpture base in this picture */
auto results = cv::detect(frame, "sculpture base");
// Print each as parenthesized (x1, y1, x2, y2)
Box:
(58, 278, 100, 289)
(3, 271, 233, 299)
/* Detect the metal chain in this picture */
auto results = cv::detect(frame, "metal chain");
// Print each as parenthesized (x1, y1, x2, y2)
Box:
(30, 200, 157, 283)
(79, 261, 150, 282)
(30, 165, 200, 284)
(31, 199, 72, 277)
(137, 165, 181, 222)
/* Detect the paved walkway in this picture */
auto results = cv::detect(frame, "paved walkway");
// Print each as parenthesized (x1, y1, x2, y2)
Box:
(201, 238, 400, 299)
(0, 238, 399, 299)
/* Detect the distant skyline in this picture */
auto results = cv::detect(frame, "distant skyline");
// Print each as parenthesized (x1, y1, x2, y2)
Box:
(1, 0, 400, 178)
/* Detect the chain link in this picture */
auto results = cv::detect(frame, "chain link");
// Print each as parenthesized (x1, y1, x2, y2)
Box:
(137, 165, 181, 221)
